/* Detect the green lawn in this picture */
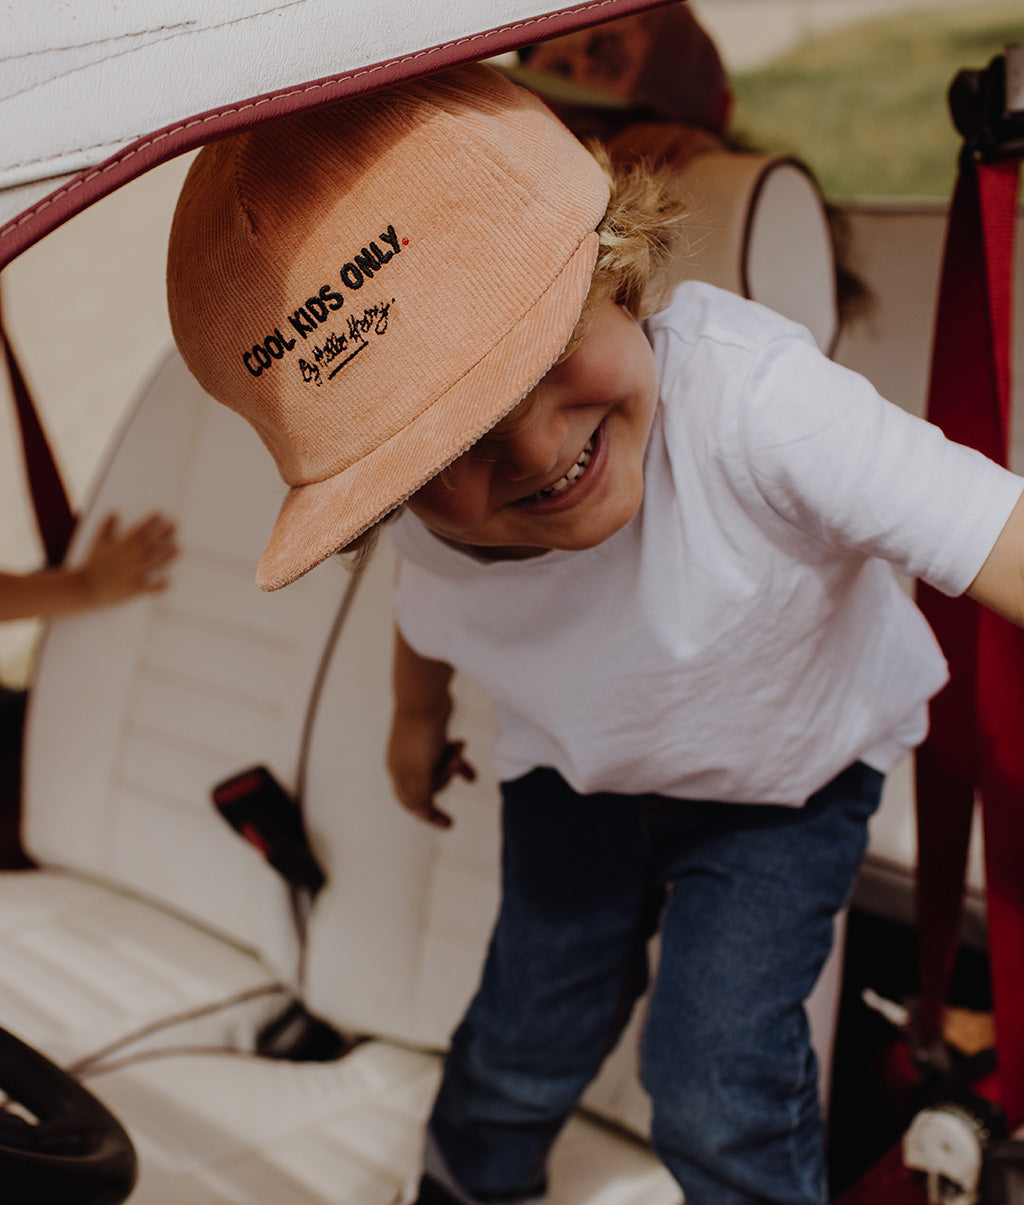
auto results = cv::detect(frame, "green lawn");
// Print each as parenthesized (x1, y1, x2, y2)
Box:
(731, 4, 1024, 200)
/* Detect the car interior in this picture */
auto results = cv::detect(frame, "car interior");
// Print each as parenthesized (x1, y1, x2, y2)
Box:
(1, 6, 1020, 1203)
(0, 139, 847, 1203)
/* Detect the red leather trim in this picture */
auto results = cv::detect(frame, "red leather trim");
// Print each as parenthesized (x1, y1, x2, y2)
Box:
(0, 0, 673, 270)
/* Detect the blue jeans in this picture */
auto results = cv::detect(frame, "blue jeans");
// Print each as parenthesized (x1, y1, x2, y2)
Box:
(424, 761, 883, 1205)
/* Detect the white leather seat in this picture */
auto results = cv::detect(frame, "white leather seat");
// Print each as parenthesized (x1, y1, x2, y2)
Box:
(671, 150, 838, 355)
(89, 1042, 678, 1205)
(3, 352, 349, 1068)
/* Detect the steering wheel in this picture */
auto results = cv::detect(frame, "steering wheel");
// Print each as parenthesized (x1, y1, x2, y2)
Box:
(0, 1026, 137, 1205)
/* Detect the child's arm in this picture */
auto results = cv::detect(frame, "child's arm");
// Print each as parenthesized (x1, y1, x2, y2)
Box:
(0, 512, 178, 623)
(966, 493, 1024, 626)
(388, 627, 476, 829)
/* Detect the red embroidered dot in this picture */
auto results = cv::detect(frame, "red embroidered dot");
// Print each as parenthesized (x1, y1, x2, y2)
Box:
(402, 238, 409, 245)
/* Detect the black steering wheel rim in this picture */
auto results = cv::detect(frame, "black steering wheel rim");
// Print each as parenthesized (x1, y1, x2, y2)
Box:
(0, 1025, 137, 1205)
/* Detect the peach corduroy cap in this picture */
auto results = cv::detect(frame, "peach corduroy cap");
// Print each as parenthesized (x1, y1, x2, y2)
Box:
(166, 63, 610, 590)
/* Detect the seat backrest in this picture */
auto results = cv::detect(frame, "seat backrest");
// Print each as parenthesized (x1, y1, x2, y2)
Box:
(302, 537, 502, 1048)
(23, 350, 352, 983)
(672, 150, 838, 354)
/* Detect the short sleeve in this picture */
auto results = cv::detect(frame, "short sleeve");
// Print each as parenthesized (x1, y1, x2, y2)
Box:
(738, 335, 1024, 596)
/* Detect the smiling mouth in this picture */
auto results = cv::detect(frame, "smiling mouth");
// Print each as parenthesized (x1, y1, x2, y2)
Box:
(530, 435, 595, 501)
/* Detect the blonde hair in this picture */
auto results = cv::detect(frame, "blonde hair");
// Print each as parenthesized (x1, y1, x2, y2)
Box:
(339, 145, 690, 565)
(589, 143, 692, 318)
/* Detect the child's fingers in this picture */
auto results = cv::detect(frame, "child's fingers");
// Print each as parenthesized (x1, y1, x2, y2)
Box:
(388, 735, 471, 830)
(134, 576, 172, 595)
(388, 755, 453, 829)
(396, 785, 453, 830)
(138, 534, 179, 572)
(126, 511, 174, 536)
(433, 740, 476, 790)
(130, 515, 178, 553)
(117, 517, 179, 584)
(89, 514, 119, 551)
(421, 801, 453, 829)
(454, 752, 477, 784)
(92, 512, 178, 565)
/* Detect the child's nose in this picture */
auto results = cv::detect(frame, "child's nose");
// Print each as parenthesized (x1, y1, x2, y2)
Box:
(497, 415, 566, 483)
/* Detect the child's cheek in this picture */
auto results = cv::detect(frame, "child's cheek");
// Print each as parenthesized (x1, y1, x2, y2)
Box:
(408, 463, 492, 537)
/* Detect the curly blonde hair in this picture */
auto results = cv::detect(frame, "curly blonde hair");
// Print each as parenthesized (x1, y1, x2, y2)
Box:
(589, 143, 692, 316)
(339, 146, 690, 565)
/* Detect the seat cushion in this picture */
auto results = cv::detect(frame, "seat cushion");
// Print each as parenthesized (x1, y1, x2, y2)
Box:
(0, 870, 286, 1067)
(87, 1040, 681, 1204)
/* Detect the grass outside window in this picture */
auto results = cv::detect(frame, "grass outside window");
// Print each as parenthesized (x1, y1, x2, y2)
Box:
(731, 4, 1024, 200)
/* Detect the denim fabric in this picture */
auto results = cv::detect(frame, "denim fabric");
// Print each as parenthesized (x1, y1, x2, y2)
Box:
(426, 761, 883, 1205)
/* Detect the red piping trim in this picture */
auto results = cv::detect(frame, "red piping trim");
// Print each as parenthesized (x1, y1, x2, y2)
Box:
(0, 0, 674, 270)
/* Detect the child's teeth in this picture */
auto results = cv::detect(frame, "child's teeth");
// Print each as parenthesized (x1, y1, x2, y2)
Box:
(538, 438, 594, 498)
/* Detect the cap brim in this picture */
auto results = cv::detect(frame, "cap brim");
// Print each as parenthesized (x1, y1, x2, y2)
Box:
(255, 231, 600, 590)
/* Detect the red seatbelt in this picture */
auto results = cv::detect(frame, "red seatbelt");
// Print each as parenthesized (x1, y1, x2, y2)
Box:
(0, 291, 75, 566)
(914, 153, 1023, 1123)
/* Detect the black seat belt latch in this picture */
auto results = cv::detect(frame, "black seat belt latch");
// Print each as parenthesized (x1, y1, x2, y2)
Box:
(212, 765, 326, 896)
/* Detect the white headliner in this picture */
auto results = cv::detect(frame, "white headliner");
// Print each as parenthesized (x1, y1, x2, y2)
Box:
(0, 1, 667, 242)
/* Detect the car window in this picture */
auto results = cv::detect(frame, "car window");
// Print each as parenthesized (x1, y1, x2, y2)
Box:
(694, 1, 1024, 200)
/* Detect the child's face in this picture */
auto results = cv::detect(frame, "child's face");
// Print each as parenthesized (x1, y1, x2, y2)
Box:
(407, 298, 658, 560)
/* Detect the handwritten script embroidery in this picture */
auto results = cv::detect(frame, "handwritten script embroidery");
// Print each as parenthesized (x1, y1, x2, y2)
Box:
(299, 299, 393, 386)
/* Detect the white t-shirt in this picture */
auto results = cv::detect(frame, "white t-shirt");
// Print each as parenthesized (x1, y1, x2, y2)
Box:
(391, 282, 1023, 806)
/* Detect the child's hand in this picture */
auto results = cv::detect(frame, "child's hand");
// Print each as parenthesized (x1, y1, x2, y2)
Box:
(387, 711, 476, 830)
(81, 512, 179, 606)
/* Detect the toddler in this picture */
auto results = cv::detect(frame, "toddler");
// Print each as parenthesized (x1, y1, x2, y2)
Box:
(166, 64, 1024, 1205)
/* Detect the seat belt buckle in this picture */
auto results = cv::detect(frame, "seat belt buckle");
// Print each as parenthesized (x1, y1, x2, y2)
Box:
(949, 47, 1024, 163)
(212, 765, 326, 896)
